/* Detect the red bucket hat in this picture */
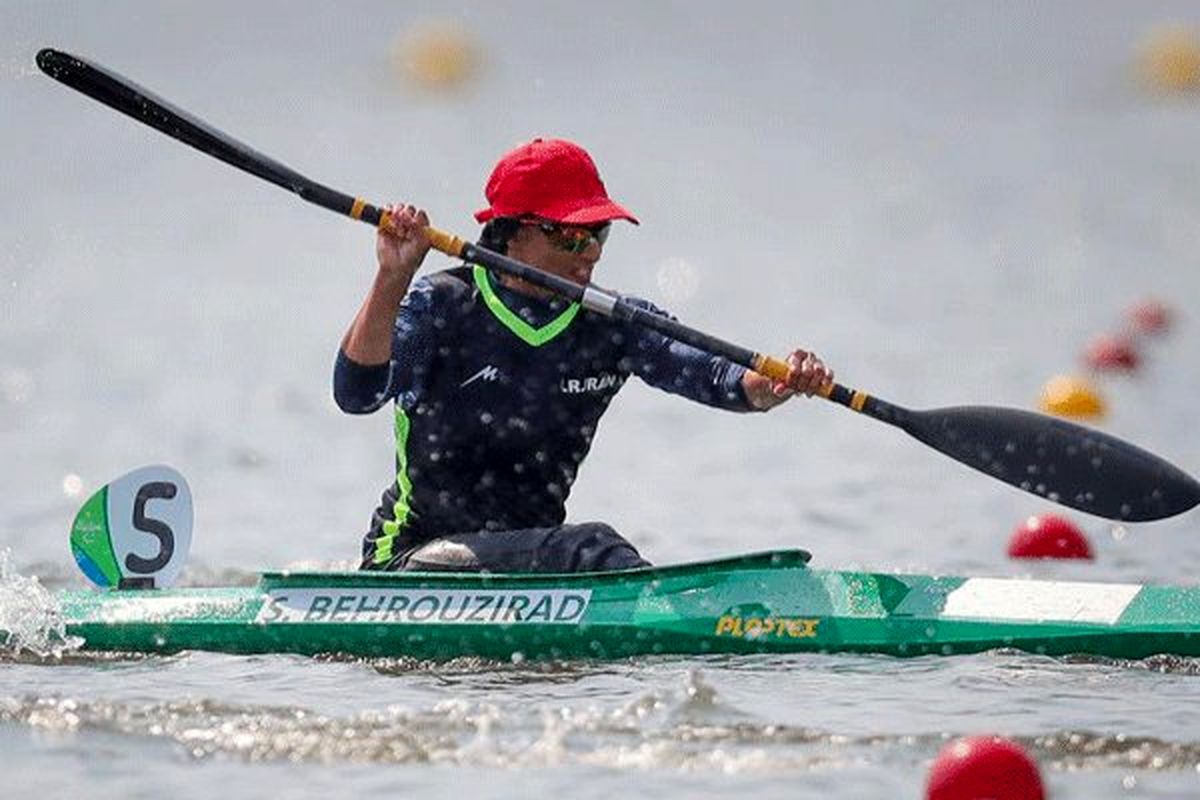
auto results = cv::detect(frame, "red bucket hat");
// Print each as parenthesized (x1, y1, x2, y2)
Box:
(474, 138, 639, 225)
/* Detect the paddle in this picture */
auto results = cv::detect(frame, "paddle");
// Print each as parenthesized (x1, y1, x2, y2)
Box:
(36, 47, 1200, 522)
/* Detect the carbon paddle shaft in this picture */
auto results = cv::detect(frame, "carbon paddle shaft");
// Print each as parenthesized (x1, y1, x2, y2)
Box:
(36, 47, 1200, 522)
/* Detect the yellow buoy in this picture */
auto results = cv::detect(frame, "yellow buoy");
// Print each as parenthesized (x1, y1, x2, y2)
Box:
(392, 19, 481, 91)
(1038, 375, 1107, 420)
(1137, 25, 1200, 92)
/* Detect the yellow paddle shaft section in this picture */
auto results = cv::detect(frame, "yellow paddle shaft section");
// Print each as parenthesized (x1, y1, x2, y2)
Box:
(363, 207, 468, 259)
(751, 354, 792, 383)
(424, 227, 468, 258)
(752, 355, 868, 410)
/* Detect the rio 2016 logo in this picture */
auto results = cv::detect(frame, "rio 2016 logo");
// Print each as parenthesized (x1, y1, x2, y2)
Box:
(69, 465, 192, 589)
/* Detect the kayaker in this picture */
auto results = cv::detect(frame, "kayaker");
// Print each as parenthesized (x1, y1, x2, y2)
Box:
(334, 138, 832, 573)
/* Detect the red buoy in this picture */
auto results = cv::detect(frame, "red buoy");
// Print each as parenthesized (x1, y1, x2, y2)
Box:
(926, 736, 1045, 800)
(1007, 514, 1094, 560)
(1128, 299, 1171, 336)
(1083, 334, 1140, 372)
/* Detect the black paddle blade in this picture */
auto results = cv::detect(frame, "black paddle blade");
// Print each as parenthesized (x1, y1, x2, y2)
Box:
(901, 406, 1200, 521)
(35, 48, 307, 195)
(36, 47, 362, 222)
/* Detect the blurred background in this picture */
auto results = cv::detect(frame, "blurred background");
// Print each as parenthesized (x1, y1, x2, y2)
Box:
(2, 4, 1200, 795)
(3, 1, 1200, 573)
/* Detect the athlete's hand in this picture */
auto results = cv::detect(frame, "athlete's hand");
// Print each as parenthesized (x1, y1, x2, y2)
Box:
(742, 349, 833, 410)
(376, 203, 431, 279)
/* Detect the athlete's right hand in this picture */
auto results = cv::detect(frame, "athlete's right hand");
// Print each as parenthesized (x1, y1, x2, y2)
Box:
(376, 203, 431, 279)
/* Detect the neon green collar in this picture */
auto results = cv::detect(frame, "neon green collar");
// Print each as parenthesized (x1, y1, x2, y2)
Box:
(472, 265, 581, 347)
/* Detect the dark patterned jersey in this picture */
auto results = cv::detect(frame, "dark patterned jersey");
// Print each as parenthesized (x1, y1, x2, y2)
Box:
(334, 265, 753, 565)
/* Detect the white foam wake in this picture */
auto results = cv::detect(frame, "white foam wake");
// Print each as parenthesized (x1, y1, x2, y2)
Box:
(0, 549, 82, 658)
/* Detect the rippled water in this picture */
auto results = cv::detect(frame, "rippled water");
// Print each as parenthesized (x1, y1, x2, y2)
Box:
(6, 648, 1200, 797)
(4, 1, 1200, 797)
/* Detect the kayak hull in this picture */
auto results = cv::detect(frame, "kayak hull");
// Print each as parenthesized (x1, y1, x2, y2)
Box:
(51, 550, 1200, 661)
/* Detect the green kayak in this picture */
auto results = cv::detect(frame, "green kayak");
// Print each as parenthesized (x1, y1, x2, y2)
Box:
(50, 549, 1200, 661)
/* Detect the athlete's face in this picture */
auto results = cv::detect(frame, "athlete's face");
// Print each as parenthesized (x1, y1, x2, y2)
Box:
(506, 221, 604, 287)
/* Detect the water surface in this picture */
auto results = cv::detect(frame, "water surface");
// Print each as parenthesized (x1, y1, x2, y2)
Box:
(3, 2, 1200, 796)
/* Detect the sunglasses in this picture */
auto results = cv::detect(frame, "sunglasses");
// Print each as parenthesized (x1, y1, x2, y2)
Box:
(522, 219, 611, 254)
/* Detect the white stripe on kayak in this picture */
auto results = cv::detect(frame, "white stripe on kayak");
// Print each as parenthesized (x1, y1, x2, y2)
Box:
(942, 578, 1142, 625)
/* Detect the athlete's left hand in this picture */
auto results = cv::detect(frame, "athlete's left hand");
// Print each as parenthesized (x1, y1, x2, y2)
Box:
(742, 349, 833, 410)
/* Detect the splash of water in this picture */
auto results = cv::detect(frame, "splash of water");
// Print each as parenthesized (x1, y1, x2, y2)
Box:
(0, 549, 82, 658)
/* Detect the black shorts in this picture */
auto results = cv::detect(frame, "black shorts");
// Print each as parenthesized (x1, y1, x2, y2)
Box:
(361, 522, 650, 574)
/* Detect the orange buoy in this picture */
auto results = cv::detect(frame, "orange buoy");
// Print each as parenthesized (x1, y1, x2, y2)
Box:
(1083, 334, 1140, 372)
(1128, 298, 1172, 336)
(1007, 514, 1094, 560)
(1037, 375, 1106, 419)
(1137, 25, 1200, 92)
(926, 736, 1045, 800)
(392, 19, 481, 91)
